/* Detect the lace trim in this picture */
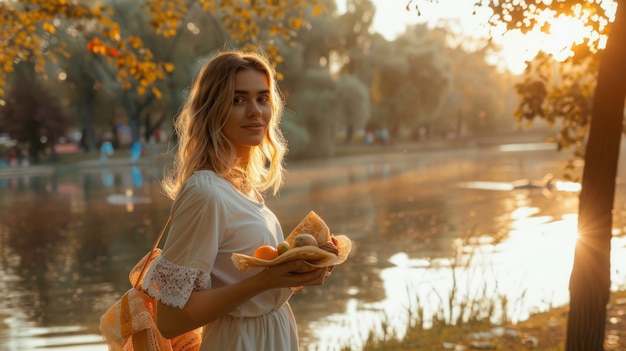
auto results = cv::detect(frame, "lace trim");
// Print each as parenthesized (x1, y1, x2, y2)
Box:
(142, 255, 212, 309)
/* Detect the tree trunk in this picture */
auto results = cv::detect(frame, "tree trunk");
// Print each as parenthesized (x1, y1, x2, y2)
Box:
(121, 95, 142, 145)
(566, 1, 626, 350)
(81, 103, 96, 152)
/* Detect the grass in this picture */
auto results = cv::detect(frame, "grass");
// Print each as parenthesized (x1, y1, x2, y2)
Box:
(337, 227, 626, 351)
(345, 287, 626, 351)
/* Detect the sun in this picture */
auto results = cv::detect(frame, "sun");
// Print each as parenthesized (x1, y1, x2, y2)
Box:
(523, 10, 605, 61)
(498, 7, 610, 73)
(337, 0, 612, 75)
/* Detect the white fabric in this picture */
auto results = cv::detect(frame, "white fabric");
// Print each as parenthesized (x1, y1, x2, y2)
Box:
(142, 170, 296, 350)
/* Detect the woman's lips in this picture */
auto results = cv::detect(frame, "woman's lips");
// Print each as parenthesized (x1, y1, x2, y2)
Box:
(243, 124, 265, 132)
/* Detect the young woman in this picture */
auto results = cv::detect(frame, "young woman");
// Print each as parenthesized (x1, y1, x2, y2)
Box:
(142, 49, 328, 350)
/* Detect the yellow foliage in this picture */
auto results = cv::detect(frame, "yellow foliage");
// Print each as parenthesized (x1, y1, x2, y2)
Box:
(42, 22, 56, 34)
(152, 87, 162, 99)
(0, 0, 316, 99)
(128, 36, 143, 49)
(201, 1, 215, 13)
(273, 9, 286, 19)
(288, 17, 302, 30)
(163, 63, 175, 73)
(312, 4, 324, 16)
(107, 25, 121, 41)
(240, 8, 251, 20)
(269, 26, 280, 37)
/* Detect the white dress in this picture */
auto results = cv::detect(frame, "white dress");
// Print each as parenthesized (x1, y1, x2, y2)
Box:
(142, 170, 298, 350)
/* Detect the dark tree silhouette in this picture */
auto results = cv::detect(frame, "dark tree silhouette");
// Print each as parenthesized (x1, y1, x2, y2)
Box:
(1, 72, 70, 163)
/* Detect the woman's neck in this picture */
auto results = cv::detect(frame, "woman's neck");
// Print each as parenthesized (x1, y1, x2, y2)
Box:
(235, 148, 251, 169)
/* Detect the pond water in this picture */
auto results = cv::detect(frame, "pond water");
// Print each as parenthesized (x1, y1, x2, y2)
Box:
(2, 143, 626, 351)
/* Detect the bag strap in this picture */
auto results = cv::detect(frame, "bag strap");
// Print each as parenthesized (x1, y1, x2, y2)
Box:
(133, 214, 172, 289)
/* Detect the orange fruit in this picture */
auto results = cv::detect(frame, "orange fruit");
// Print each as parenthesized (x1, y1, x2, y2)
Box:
(253, 245, 279, 260)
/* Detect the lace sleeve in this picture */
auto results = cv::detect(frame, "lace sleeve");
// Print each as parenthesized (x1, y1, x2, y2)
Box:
(141, 255, 212, 309)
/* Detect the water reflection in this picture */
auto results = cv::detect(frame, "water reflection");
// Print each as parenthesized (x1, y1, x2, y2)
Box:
(1, 146, 626, 350)
(301, 204, 581, 350)
(0, 165, 172, 349)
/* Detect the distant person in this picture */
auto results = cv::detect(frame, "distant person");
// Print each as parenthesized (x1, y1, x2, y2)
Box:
(141, 49, 331, 350)
(99, 141, 114, 163)
(364, 132, 374, 145)
(19, 148, 29, 167)
(379, 128, 389, 145)
(130, 141, 142, 163)
(7, 148, 17, 167)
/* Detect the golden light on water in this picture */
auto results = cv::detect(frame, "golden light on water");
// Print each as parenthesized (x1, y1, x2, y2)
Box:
(125, 189, 134, 212)
(555, 181, 582, 192)
(302, 204, 584, 350)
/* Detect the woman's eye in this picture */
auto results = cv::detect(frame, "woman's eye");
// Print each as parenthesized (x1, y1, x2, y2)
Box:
(234, 97, 245, 104)
(258, 96, 270, 103)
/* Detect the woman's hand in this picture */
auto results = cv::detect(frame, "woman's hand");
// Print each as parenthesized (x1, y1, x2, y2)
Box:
(156, 259, 330, 338)
(255, 259, 328, 290)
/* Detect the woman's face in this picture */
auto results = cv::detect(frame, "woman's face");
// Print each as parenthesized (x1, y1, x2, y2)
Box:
(223, 69, 272, 159)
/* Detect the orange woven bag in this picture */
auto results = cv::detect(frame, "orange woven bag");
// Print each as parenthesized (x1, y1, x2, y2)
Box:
(99, 216, 202, 351)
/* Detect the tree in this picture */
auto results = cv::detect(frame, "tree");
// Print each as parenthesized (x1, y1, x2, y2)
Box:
(0, 64, 70, 163)
(296, 69, 338, 157)
(516, 52, 597, 179)
(337, 0, 376, 77)
(435, 30, 517, 136)
(0, 0, 324, 151)
(99, 0, 227, 149)
(335, 75, 370, 143)
(0, 0, 171, 98)
(408, 0, 623, 349)
(0, 0, 322, 94)
(565, 3, 626, 349)
(369, 26, 449, 137)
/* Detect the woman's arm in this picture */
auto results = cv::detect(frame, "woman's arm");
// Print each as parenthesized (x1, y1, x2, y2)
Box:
(156, 259, 327, 338)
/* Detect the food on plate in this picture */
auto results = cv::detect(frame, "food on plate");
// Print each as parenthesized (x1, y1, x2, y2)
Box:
(277, 241, 292, 255)
(292, 233, 318, 247)
(231, 211, 352, 271)
(317, 241, 339, 256)
(253, 245, 279, 260)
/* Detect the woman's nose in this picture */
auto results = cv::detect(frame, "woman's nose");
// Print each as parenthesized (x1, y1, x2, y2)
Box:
(248, 102, 262, 117)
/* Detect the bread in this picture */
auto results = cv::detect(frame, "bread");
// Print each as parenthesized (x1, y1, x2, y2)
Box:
(284, 211, 331, 246)
(231, 211, 352, 271)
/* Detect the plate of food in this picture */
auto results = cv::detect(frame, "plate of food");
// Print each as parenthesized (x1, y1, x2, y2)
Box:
(231, 211, 351, 271)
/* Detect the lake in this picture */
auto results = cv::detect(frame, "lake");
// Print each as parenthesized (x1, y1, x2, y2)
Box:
(2, 142, 626, 350)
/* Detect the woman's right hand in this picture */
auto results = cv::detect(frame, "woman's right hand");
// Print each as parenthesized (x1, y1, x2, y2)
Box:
(256, 259, 328, 290)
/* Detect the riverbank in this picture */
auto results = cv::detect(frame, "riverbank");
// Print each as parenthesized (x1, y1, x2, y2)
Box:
(357, 290, 626, 350)
(0, 130, 554, 178)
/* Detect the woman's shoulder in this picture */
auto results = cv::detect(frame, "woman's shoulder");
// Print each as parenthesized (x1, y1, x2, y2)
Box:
(170, 171, 234, 213)
(181, 170, 231, 196)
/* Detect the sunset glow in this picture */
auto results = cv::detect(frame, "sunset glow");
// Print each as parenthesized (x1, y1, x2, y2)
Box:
(344, 0, 616, 74)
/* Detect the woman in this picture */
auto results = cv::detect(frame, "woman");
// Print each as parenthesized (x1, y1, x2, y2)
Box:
(142, 49, 328, 350)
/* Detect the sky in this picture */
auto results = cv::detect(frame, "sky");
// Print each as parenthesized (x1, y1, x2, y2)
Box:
(335, 0, 605, 74)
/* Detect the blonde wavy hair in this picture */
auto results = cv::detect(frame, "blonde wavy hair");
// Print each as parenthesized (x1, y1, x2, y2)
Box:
(162, 49, 287, 200)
